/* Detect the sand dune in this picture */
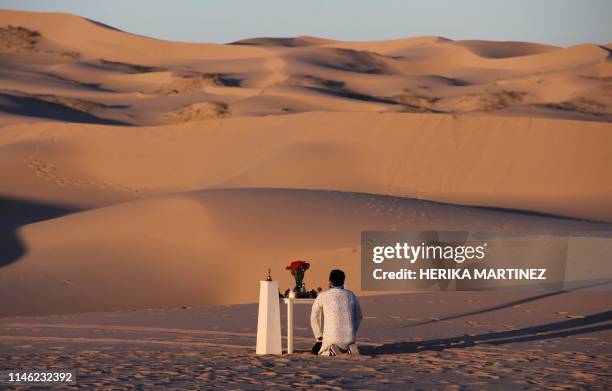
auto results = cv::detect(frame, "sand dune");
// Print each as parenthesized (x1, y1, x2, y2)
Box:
(1, 188, 609, 316)
(449, 40, 558, 58)
(1, 10, 610, 125)
(0, 10, 611, 315)
(1, 113, 610, 221)
(231, 36, 336, 47)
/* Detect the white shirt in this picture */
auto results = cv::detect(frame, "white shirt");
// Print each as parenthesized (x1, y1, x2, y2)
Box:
(310, 287, 363, 353)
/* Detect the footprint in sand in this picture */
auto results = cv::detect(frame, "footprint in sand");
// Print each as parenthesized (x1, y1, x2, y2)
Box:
(23, 154, 143, 194)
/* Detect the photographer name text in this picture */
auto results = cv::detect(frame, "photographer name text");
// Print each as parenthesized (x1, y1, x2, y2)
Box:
(373, 268, 547, 280)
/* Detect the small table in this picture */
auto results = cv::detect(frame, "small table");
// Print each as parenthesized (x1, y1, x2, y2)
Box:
(283, 297, 315, 354)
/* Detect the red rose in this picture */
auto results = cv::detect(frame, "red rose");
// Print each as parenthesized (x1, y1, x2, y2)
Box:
(285, 260, 310, 275)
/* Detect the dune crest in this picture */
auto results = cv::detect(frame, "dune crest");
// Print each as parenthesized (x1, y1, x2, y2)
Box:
(231, 35, 336, 47)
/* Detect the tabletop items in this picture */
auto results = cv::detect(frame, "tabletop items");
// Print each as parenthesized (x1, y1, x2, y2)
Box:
(285, 260, 310, 290)
(282, 286, 321, 299)
(264, 261, 322, 298)
(265, 267, 272, 281)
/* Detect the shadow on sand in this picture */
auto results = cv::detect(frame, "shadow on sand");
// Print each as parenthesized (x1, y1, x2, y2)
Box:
(401, 280, 612, 329)
(0, 93, 131, 126)
(363, 309, 612, 356)
(0, 197, 77, 267)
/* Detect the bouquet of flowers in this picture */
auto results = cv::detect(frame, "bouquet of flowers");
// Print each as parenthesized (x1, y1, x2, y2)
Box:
(285, 260, 310, 292)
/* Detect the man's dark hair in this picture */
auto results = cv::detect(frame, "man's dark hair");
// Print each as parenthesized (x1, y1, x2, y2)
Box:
(329, 269, 345, 287)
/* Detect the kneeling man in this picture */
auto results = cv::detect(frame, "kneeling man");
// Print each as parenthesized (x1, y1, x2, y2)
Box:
(310, 269, 363, 355)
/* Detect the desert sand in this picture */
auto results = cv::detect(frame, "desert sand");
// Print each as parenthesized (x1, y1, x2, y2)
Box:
(1, 290, 610, 389)
(0, 9, 611, 389)
(0, 10, 611, 315)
